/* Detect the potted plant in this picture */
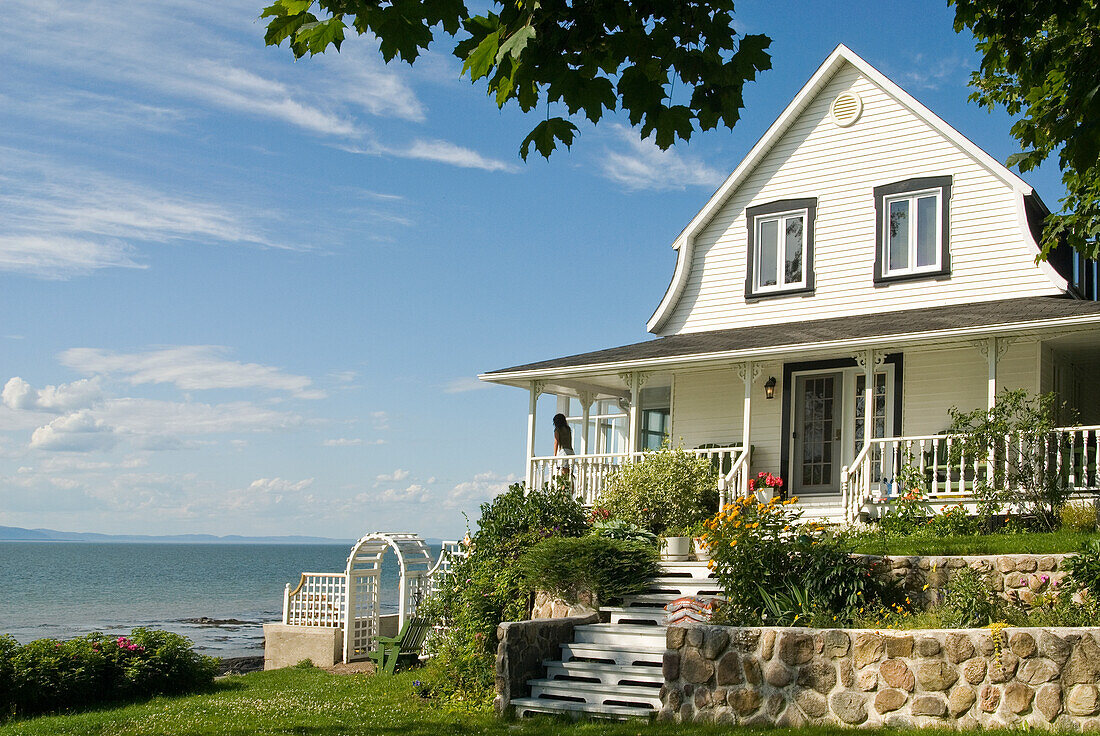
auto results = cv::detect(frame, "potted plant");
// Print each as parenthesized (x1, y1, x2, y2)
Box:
(690, 521, 711, 561)
(749, 471, 783, 504)
(659, 525, 692, 561)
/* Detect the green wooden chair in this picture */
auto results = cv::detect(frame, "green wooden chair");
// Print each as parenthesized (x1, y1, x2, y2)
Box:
(368, 616, 431, 675)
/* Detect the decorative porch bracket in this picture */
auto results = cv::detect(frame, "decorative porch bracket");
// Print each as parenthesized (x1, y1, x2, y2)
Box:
(733, 362, 761, 499)
(617, 372, 650, 454)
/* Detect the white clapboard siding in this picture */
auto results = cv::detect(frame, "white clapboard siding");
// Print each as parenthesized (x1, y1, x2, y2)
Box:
(657, 62, 1061, 337)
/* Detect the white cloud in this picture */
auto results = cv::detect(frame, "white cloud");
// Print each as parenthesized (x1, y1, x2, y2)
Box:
(376, 468, 410, 482)
(30, 410, 115, 452)
(375, 483, 430, 504)
(2, 377, 102, 413)
(444, 471, 519, 509)
(370, 411, 390, 431)
(895, 54, 971, 91)
(58, 346, 322, 398)
(341, 139, 519, 173)
(323, 437, 363, 447)
(0, 235, 143, 279)
(443, 377, 491, 394)
(600, 126, 724, 192)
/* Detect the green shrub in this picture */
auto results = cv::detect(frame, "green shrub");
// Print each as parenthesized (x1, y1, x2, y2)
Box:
(519, 536, 658, 603)
(1061, 501, 1098, 532)
(589, 518, 657, 545)
(594, 445, 718, 535)
(1066, 538, 1100, 598)
(925, 504, 982, 537)
(0, 629, 217, 719)
(704, 497, 897, 624)
(417, 483, 589, 709)
(941, 567, 998, 627)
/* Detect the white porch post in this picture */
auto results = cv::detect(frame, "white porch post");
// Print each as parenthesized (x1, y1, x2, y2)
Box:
(628, 373, 641, 454)
(987, 337, 998, 410)
(525, 381, 543, 488)
(578, 391, 594, 456)
(862, 349, 874, 453)
(741, 361, 755, 499)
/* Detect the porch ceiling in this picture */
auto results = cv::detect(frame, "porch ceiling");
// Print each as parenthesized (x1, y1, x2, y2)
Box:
(482, 296, 1100, 384)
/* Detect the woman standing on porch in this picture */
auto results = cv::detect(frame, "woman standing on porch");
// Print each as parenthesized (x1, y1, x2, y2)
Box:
(552, 413, 574, 475)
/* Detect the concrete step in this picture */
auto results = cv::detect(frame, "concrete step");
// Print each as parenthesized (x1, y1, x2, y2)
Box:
(560, 642, 664, 667)
(572, 623, 665, 646)
(511, 696, 654, 720)
(621, 592, 724, 605)
(657, 561, 715, 579)
(643, 580, 723, 596)
(528, 679, 662, 708)
(543, 659, 664, 686)
(601, 606, 667, 626)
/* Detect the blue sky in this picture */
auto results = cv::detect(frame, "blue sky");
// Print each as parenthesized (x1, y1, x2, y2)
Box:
(0, 1, 1066, 539)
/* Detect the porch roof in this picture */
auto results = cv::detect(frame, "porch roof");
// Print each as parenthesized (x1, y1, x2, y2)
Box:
(483, 296, 1100, 381)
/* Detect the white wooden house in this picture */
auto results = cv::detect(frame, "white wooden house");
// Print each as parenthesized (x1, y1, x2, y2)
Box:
(481, 45, 1100, 523)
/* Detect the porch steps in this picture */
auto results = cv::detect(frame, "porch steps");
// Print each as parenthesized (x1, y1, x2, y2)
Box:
(511, 562, 718, 720)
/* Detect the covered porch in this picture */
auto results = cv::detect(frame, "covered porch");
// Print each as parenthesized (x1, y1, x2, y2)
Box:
(481, 297, 1100, 523)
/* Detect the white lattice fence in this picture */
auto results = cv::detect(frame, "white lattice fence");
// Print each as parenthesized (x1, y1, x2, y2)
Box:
(283, 573, 347, 627)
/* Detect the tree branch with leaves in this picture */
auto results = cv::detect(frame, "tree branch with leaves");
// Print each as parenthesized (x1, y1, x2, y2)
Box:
(260, 0, 771, 159)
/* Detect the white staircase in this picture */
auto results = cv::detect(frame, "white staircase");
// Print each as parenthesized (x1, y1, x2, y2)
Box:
(511, 561, 720, 720)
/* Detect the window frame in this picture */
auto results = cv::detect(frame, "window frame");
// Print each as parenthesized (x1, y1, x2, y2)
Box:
(744, 197, 817, 300)
(873, 176, 952, 284)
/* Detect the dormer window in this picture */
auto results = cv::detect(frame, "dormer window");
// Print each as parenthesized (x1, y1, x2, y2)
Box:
(874, 176, 952, 283)
(745, 198, 817, 300)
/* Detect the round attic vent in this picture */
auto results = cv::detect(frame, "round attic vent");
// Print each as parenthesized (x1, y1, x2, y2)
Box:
(831, 92, 863, 127)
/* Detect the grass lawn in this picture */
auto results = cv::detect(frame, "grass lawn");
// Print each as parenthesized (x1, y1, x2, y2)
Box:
(0, 666, 1004, 736)
(850, 529, 1099, 556)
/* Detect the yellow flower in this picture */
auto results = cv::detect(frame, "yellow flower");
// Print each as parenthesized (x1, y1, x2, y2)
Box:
(730, 540, 738, 547)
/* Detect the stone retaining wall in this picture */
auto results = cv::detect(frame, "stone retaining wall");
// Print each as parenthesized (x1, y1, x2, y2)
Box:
(494, 613, 597, 716)
(530, 590, 599, 619)
(871, 554, 1072, 607)
(662, 625, 1100, 729)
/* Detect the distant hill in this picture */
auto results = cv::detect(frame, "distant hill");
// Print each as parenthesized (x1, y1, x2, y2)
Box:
(0, 525, 355, 545)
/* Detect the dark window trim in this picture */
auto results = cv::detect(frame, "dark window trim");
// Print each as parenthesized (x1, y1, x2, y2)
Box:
(778, 354, 903, 495)
(873, 176, 952, 285)
(745, 198, 817, 300)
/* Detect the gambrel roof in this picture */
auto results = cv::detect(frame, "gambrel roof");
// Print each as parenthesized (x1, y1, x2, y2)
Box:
(646, 44, 1060, 334)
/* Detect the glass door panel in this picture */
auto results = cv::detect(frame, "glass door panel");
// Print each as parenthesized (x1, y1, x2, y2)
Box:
(793, 373, 842, 493)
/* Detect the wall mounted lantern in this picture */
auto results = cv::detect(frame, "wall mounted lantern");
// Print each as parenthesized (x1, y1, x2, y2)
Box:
(764, 376, 777, 399)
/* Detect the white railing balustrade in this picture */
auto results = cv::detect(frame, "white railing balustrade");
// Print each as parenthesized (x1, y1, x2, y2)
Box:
(842, 426, 1100, 523)
(719, 449, 751, 508)
(529, 445, 743, 506)
(283, 572, 347, 627)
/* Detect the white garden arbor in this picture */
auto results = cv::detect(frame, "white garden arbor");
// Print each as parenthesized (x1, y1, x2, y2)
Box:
(282, 532, 460, 663)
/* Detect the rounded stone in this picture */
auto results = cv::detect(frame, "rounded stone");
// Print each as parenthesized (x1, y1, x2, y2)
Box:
(742, 658, 763, 686)
(778, 632, 814, 666)
(767, 693, 786, 717)
(703, 629, 729, 660)
(761, 629, 776, 660)
(911, 694, 947, 717)
(875, 688, 908, 714)
(687, 628, 705, 647)
(663, 651, 681, 680)
(981, 684, 1001, 713)
(1037, 631, 1070, 665)
(997, 557, 1016, 573)
(1035, 683, 1062, 722)
(824, 630, 851, 659)
(1062, 634, 1100, 686)
(728, 687, 762, 716)
(948, 685, 976, 717)
(916, 637, 942, 657)
(694, 688, 711, 710)
(885, 635, 914, 659)
(945, 633, 975, 664)
(1010, 632, 1037, 659)
(830, 691, 868, 725)
(797, 661, 838, 694)
(1016, 557, 1038, 572)
(667, 626, 687, 650)
(715, 652, 742, 686)
(854, 632, 886, 669)
(963, 657, 987, 685)
(1016, 658, 1059, 685)
(988, 652, 1019, 683)
(681, 648, 714, 685)
(917, 661, 959, 692)
(795, 688, 828, 719)
(858, 670, 879, 692)
(764, 661, 793, 687)
(1004, 682, 1034, 714)
(1067, 685, 1100, 716)
(880, 659, 915, 692)
(1037, 555, 1057, 571)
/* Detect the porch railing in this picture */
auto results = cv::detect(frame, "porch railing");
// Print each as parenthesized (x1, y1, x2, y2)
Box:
(530, 445, 745, 506)
(841, 425, 1100, 523)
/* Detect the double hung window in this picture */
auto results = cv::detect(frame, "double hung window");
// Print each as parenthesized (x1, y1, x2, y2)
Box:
(874, 176, 952, 283)
(745, 198, 817, 299)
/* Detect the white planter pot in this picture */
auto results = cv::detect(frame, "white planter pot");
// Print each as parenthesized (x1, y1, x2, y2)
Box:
(660, 536, 691, 561)
(754, 488, 775, 504)
(693, 537, 711, 561)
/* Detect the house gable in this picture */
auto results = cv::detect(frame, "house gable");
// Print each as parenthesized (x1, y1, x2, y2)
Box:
(648, 45, 1067, 337)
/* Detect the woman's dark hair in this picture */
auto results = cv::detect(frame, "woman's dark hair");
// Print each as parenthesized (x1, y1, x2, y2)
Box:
(552, 413, 568, 428)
